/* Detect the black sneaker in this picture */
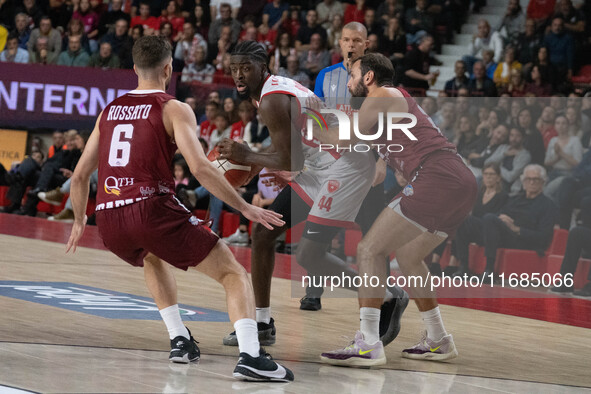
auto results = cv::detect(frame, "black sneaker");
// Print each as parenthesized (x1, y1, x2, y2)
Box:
(233, 349, 294, 382)
(379, 289, 410, 347)
(223, 318, 276, 346)
(573, 283, 591, 297)
(299, 296, 321, 311)
(169, 328, 200, 363)
(550, 285, 573, 294)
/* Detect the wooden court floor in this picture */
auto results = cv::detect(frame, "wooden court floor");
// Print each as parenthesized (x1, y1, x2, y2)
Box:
(1, 216, 591, 393)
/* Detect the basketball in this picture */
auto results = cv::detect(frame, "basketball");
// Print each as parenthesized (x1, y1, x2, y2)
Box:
(207, 146, 252, 187)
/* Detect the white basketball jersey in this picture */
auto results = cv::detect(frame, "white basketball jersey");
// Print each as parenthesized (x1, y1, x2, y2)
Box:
(256, 75, 338, 171)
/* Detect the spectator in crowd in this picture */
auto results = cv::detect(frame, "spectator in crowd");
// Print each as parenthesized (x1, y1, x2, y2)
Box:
(326, 13, 343, 51)
(120, 24, 142, 69)
(223, 97, 239, 124)
(468, 61, 498, 97)
(316, 0, 344, 30)
(29, 36, 58, 64)
(495, 0, 525, 43)
(229, 100, 255, 141)
(57, 35, 90, 66)
(88, 40, 120, 68)
(13, 13, 30, 49)
(39, 168, 98, 222)
(158, 21, 173, 43)
(527, 0, 556, 31)
(48, 130, 66, 159)
(263, 0, 289, 31)
(210, 111, 232, 150)
(464, 19, 503, 73)
(543, 16, 574, 82)
(551, 218, 591, 295)
(296, 9, 327, 52)
(553, 0, 586, 42)
(102, 18, 132, 57)
(485, 126, 532, 194)
(434, 102, 456, 141)
(404, 0, 432, 44)
(173, 159, 190, 188)
(0, 33, 29, 62)
(525, 64, 553, 97)
(544, 115, 583, 198)
(211, 25, 234, 69)
(455, 114, 487, 158)
(269, 31, 296, 74)
(181, 45, 214, 83)
(450, 163, 509, 276)
(493, 46, 521, 89)
(198, 100, 220, 144)
(475, 106, 506, 138)
(72, 0, 99, 52)
(444, 60, 469, 97)
(27, 16, 61, 62)
(208, 3, 241, 46)
(299, 32, 330, 82)
(97, 0, 130, 37)
(504, 68, 527, 97)
(2, 150, 45, 213)
(380, 16, 405, 62)
(174, 22, 207, 69)
(17, 0, 42, 28)
(188, 4, 209, 39)
(376, 0, 403, 24)
(537, 105, 557, 147)
(566, 105, 583, 140)
(130, 2, 159, 35)
(364, 8, 380, 37)
(516, 107, 546, 165)
(62, 18, 91, 54)
(281, 6, 301, 37)
(456, 164, 557, 277)
(0, 0, 15, 29)
(533, 46, 558, 89)
(514, 18, 541, 70)
(402, 34, 439, 94)
(158, 0, 185, 40)
(279, 54, 311, 89)
(480, 49, 497, 80)
(210, 0, 241, 20)
(555, 149, 591, 229)
(344, 0, 366, 25)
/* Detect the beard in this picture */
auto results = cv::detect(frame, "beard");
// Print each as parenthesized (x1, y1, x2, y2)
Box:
(349, 80, 368, 110)
(237, 86, 251, 100)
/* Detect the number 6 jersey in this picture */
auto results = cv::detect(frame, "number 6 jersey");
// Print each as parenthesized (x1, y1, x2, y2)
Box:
(96, 89, 177, 211)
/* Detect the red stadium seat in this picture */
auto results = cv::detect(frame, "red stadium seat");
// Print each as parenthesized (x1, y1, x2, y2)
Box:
(222, 211, 240, 238)
(0, 186, 9, 207)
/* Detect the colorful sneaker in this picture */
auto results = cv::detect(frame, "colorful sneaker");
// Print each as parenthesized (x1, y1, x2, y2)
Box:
(48, 208, 75, 222)
(223, 229, 249, 245)
(38, 188, 65, 206)
(379, 289, 409, 346)
(223, 318, 276, 346)
(169, 328, 200, 363)
(320, 331, 386, 367)
(233, 349, 294, 382)
(402, 331, 458, 361)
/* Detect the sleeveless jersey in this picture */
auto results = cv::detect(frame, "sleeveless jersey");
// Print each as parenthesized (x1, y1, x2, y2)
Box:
(256, 74, 338, 171)
(379, 87, 457, 180)
(96, 89, 177, 211)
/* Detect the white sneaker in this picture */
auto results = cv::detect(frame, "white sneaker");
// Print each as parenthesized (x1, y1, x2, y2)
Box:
(223, 229, 249, 245)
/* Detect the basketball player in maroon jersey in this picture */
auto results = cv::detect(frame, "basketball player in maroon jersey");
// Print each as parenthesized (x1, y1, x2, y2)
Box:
(319, 53, 478, 366)
(65, 36, 293, 382)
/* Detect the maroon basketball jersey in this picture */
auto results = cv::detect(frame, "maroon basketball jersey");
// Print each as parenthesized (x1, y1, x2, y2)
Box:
(379, 87, 457, 180)
(96, 90, 177, 211)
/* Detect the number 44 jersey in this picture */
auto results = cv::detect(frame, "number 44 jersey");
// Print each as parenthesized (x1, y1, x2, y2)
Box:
(96, 89, 177, 211)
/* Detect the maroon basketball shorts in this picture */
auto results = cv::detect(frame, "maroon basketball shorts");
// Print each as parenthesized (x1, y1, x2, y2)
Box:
(96, 195, 219, 270)
(388, 150, 478, 237)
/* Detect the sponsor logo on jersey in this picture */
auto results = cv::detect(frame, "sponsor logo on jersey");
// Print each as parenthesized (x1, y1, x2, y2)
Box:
(327, 180, 340, 193)
(104, 176, 134, 196)
(140, 186, 155, 197)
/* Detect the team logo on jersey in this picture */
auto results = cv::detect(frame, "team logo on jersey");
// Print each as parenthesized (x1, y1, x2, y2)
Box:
(140, 186, 155, 197)
(327, 180, 340, 193)
(104, 176, 134, 196)
(303, 107, 328, 134)
(403, 184, 414, 197)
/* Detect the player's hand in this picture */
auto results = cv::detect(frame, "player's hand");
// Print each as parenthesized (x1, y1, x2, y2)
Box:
(66, 215, 87, 253)
(218, 138, 252, 163)
(261, 170, 294, 190)
(243, 204, 285, 230)
(372, 157, 387, 186)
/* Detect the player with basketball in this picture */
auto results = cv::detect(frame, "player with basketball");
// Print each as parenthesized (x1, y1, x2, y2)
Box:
(65, 36, 294, 382)
(318, 53, 478, 366)
(217, 41, 406, 349)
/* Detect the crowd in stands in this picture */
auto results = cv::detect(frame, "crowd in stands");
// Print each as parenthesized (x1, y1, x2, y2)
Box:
(1, 0, 591, 294)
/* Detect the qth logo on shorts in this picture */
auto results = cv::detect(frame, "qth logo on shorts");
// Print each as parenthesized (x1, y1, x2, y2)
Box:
(327, 180, 340, 193)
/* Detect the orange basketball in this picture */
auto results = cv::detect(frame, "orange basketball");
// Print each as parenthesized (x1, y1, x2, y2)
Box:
(207, 146, 252, 187)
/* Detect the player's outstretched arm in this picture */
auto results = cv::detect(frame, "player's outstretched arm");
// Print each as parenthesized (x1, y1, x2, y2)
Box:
(66, 113, 101, 253)
(166, 100, 284, 230)
(218, 94, 304, 171)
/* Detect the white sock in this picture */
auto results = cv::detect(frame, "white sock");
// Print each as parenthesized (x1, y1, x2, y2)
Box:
(420, 306, 447, 341)
(360, 307, 381, 344)
(234, 318, 260, 358)
(383, 289, 394, 302)
(159, 304, 189, 340)
(256, 307, 271, 324)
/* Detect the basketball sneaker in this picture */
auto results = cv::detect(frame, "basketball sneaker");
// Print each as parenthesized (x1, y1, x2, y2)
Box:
(38, 188, 64, 206)
(223, 229, 249, 245)
(223, 318, 276, 346)
(320, 331, 386, 367)
(233, 349, 294, 382)
(379, 289, 409, 346)
(402, 331, 458, 361)
(169, 328, 200, 363)
(299, 295, 321, 311)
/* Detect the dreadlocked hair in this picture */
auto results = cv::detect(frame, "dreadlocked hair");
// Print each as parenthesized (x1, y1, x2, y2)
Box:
(231, 40, 269, 66)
